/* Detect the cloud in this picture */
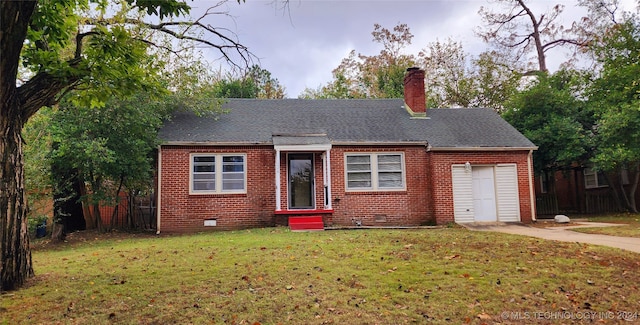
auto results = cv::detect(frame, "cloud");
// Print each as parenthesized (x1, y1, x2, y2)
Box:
(191, 0, 639, 97)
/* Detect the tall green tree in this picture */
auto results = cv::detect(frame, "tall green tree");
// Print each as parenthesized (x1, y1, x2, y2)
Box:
(503, 71, 593, 173)
(418, 41, 521, 111)
(302, 23, 520, 112)
(0, 0, 251, 291)
(211, 65, 286, 99)
(588, 19, 640, 213)
(301, 24, 416, 99)
(49, 93, 172, 232)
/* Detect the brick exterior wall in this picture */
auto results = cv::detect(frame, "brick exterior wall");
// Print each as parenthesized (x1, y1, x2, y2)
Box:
(428, 150, 534, 224)
(328, 146, 433, 227)
(159, 146, 276, 232)
(158, 145, 534, 232)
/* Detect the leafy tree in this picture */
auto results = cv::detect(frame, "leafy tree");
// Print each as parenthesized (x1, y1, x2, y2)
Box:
(588, 19, 640, 213)
(248, 65, 286, 99)
(417, 40, 521, 111)
(211, 65, 286, 99)
(303, 23, 520, 112)
(301, 24, 417, 99)
(0, 0, 251, 291)
(503, 71, 593, 173)
(49, 93, 172, 233)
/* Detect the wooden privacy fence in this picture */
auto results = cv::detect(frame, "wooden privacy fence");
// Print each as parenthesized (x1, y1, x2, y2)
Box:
(535, 191, 624, 216)
(536, 194, 559, 216)
(584, 192, 623, 214)
(86, 193, 156, 231)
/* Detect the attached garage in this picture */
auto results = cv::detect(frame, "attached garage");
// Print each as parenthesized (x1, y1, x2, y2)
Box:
(452, 164, 521, 223)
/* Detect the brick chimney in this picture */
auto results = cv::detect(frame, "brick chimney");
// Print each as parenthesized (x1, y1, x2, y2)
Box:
(403, 67, 426, 117)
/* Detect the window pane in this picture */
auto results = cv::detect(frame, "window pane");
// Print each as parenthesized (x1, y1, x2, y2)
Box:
(194, 165, 215, 173)
(222, 173, 245, 191)
(193, 180, 215, 191)
(347, 156, 370, 164)
(193, 173, 215, 180)
(193, 156, 215, 173)
(347, 172, 371, 188)
(597, 172, 608, 187)
(347, 156, 371, 171)
(378, 155, 402, 171)
(194, 156, 215, 163)
(223, 180, 244, 190)
(222, 156, 245, 191)
(193, 156, 216, 191)
(223, 156, 244, 163)
(223, 156, 244, 172)
(378, 154, 401, 164)
(379, 172, 402, 188)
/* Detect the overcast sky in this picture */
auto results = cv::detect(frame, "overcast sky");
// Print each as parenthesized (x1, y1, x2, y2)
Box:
(190, 0, 637, 98)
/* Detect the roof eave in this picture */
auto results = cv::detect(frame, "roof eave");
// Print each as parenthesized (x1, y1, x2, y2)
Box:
(161, 140, 431, 147)
(428, 146, 538, 152)
(161, 141, 272, 147)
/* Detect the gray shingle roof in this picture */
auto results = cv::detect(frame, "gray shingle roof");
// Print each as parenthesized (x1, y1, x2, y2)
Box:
(159, 98, 536, 149)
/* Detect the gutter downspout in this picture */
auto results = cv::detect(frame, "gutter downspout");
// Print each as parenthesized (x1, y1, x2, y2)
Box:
(156, 145, 162, 234)
(275, 149, 281, 211)
(527, 149, 536, 221)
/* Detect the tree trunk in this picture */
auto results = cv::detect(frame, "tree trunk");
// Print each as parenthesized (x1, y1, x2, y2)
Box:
(517, 0, 547, 72)
(0, 96, 34, 291)
(51, 164, 86, 241)
(93, 203, 103, 233)
(626, 164, 639, 213)
(1, 0, 37, 291)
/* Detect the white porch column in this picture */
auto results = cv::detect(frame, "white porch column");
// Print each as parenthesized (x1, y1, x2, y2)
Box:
(324, 149, 332, 210)
(275, 149, 281, 211)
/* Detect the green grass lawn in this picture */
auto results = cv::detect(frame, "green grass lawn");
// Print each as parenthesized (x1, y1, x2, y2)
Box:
(2, 227, 640, 324)
(571, 214, 640, 238)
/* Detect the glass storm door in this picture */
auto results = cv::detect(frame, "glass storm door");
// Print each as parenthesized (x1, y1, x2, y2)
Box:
(288, 153, 314, 209)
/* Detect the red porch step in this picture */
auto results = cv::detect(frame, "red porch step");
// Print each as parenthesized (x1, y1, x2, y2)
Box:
(289, 216, 324, 231)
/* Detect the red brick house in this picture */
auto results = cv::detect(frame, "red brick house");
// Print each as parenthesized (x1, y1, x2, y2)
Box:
(156, 68, 537, 232)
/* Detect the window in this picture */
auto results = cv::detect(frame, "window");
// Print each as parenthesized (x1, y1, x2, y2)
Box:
(540, 171, 549, 194)
(346, 153, 405, 191)
(191, 154, 246, 194)
(584, 167, 607, 189)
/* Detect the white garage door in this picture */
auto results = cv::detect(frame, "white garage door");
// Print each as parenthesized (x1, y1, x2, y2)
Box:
(452, 164, 520, 223)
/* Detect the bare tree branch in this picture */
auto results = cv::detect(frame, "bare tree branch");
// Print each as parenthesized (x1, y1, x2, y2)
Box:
(476, 0, 592, 74)
(75, 31, 99, 59)
(82, 5, 255, 68)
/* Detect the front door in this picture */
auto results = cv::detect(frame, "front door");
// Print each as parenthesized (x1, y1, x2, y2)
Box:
(472, 166, 497, 222)
(288, 153, 314, 209)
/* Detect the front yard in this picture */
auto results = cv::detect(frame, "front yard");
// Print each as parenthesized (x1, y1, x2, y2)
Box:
(2, 227, 639, 324)
(573, 214, 640, 238)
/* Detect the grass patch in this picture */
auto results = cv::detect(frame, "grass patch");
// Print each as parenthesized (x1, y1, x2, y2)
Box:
(3, 227, 640, 324)
(571, 214, 640, 238)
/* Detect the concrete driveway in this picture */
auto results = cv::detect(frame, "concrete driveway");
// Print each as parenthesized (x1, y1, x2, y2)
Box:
(463, 222, 640, 254)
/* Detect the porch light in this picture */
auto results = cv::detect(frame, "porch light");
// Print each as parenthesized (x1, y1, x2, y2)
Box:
(464, 162, 471, 172)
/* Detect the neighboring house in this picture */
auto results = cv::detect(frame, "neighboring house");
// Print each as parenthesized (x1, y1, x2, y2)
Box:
(156, 68, 537, 232)
(536, 166, 638, 215)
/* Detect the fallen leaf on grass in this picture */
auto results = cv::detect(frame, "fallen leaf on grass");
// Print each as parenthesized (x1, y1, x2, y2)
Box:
(477, 313, 492, 320)
(445, 254, 460, 260)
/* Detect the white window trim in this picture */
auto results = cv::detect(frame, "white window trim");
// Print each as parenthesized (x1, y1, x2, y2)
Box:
(584, 167, 607, 189)
(190, 153, 247, 195)
(344, 152, 406, 192)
